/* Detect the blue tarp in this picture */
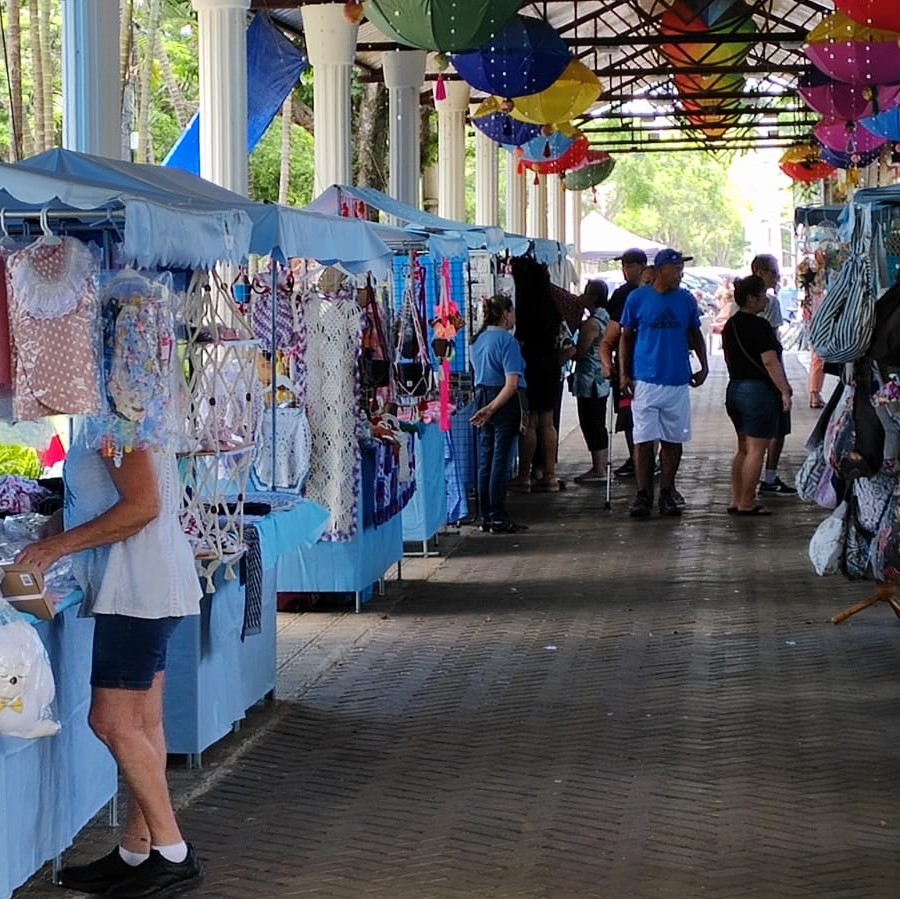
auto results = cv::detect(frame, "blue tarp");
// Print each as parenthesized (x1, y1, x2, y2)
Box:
(163, 14, 308, 176)
(4, 149, 395, 275)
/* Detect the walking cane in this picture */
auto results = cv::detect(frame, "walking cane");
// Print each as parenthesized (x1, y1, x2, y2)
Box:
(604, 392, 615, 511)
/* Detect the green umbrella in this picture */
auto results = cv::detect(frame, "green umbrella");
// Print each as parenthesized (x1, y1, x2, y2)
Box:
(363, 0, 520, 52)
(564, 156, 616, 191)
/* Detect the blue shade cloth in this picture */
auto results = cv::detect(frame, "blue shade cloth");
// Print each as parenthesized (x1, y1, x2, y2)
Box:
(1, 602, 117, 899)
(451, 15, 569, 99)
(402, 423, 449, 541)
(164, 14, 308, 176)
(5, 150, 395, 275)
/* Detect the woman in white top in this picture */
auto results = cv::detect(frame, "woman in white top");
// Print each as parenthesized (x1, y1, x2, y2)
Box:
(17, 424, 203, 897)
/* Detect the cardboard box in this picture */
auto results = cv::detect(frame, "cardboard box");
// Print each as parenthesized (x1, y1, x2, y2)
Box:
(0, 564, 56, 620)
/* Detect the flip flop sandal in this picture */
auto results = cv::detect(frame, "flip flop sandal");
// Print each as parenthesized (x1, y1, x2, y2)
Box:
(534, 479, 560, 492)
(734, 505, 771, 516)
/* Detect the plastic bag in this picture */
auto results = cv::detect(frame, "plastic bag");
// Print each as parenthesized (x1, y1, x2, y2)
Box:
(0, 600, 60, 739)
(808, 502, 848, 577)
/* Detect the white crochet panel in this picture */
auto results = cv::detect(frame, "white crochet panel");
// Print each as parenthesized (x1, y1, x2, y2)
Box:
(302, 287, 362, 541)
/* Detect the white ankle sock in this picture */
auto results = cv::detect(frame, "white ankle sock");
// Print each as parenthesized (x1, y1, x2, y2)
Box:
(152, 841, 188, 864)
(118, 846, 150, 867)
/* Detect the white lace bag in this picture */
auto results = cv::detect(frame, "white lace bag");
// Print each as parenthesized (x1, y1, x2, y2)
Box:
(808, 501, 848, 577)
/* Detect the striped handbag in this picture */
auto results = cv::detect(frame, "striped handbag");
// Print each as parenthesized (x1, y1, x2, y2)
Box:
(809, 204, 875, 364)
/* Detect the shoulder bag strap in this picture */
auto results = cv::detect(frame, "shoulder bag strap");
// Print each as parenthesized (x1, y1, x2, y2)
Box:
(730, 314, 772, 379)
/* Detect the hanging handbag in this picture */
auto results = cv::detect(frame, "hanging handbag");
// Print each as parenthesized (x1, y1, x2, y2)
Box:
(393, 263, 433, 401)
(809, 204, 876, 364)
(360, 277, 391, 389)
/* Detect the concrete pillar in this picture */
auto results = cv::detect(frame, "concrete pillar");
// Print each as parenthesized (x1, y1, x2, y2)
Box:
(62, 0, 120, 157)
(474, 127, 498, 227)
(527, 173, 548, 239)
(566, 188, 582, 285)
(547, 175, 565, 244)
(192, 0, 250, 194)
(382, 50, 426, 209)
(505, 152, 527, 235)
(434, 80, 470, 222)
(301, 3, 359, 195)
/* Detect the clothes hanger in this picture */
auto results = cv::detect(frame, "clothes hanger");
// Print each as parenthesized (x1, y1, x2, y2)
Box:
(38, 207, 62, 246)
(0, 210, 16, 249)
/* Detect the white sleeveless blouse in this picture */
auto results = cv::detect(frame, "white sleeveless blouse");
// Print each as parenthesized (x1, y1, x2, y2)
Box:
(63, 430, 202, 619)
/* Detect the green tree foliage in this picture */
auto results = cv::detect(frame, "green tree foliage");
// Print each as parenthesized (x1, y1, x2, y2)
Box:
(602, 151, 747, 266)
(249, 105, 315, 206)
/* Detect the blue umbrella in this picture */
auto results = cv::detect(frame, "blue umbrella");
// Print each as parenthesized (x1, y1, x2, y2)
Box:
(860, 108, 900, 141)
(518, 129, 575, 163)
(451, 15, 569, 99)
(818, 144, 882, 169)
(473, 112, 541, 146)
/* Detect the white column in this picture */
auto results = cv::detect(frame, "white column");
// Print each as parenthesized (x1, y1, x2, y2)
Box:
(566, 188, 582, 285)
(382, 50, 426, 209)
(474, 127, 498, 227)
(193, 0, 250, 194)
(505, 152, 527, 235)
(435, 80, 470, 222)
(547, 176, 565, 244)
(302, 3, 359, 195)
(527, 174, 548, 239)
(62, 0, 120, 157)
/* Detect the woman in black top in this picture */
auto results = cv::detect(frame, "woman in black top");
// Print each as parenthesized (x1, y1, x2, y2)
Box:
(722, 275, 793, 515)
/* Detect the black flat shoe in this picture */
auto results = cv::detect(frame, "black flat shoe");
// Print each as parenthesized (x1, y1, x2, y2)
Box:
(489, 520, 529, 534)
(58, 848, 146, 894)
(105, 845, 203, 898)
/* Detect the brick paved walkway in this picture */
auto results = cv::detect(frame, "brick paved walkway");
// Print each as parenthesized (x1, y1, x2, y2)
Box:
(20, 354, 900, 898)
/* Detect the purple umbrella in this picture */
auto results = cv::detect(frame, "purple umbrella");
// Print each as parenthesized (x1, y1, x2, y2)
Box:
(806, 40, 900, 86)
(473, 112, 541, 146)
(814, 119, 887, 154)
(799, 72, 900, 120)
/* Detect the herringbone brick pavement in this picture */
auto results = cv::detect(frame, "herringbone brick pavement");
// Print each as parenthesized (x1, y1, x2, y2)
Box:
(19, 354, 900, 898)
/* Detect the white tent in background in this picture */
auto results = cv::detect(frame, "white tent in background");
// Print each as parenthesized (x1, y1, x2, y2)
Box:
(579, 211, 664, 263)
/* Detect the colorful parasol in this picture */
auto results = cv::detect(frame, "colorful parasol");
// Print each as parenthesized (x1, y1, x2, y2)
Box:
(659, 0, 756, 69)
(819, 144, 882, 169)
(450, 15, 570, 99)
(779, 145, 836, 183)
(860, 107, 900, 141)
(798, 70, 900, 120)
(813, 118, 887, 155)
(471, 101, 542, 146)
(510, 59, 601, 125)
(522, 135, 590, 175)
(805, 12, 900, 86)
(563, 153, 615, 191)
(835, 0, 900, 35)
(517, 129, 576, 163)
(362, 0, 520, 53)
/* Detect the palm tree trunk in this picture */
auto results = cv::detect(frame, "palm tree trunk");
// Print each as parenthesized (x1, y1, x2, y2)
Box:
(38, 0, 53, 148)
(155, 31, 191, 129)
(136, 0, 160, 163)
(3, 0, 25, 160)
(278, 93, 292, 205)
(28, 0, 44, 151)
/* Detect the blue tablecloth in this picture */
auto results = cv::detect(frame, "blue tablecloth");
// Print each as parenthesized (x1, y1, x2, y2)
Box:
(402, 423, 448, 542)
(163, 501, 329, 757)
(1, 602, 117, 899)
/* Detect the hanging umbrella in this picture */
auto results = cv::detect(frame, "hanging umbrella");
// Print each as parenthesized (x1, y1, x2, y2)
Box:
(860, 107, 900, 141)
(813, 118, 887, 155)
(673, 71, 745, 98)
(511, 59, 601, 125)
(805, 12, 900, 86)
(362, 0, 520, 52)
(450, 15, 570, 99)
(563, 153, 615, 191)
(798, 70, 900, 120)
(835, 0, 900, 35)
(779, 145, 836, 183)
(819, 144, 882, 169)
(518, 129, 576, 163)
(660, 0, 756, 69)
(523, 136, 590, 175)
(472, 109, 542, 146)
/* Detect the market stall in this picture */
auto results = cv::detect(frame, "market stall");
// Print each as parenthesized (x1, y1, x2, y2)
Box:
(0, 148, 403, 893)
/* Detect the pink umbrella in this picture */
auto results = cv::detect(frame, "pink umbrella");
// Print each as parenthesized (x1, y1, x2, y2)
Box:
(805, 13, 900, 85)
(813, 118, 887, 154)
(799, 74, 900, 120)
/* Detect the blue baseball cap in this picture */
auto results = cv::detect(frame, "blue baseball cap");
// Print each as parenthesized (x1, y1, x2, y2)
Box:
(654, 248, 693, 267)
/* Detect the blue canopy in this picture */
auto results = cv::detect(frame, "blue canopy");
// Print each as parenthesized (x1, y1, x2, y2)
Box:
(3, 150, 395, 275)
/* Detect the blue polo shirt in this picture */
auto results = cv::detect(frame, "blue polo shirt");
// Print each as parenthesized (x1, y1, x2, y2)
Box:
(471, 327, 526, 388)
(620, 285, 701, 386)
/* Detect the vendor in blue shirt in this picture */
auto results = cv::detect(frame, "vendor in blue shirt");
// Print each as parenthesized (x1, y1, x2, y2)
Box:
(619, 248, 709, 520)
(470, 294, 529, 535)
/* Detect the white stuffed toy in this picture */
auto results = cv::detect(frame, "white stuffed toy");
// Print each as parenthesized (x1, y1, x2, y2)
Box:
(0, 606, 60, 740)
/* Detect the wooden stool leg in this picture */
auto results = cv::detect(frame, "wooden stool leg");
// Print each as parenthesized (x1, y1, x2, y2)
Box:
(832, 583, 898, 625)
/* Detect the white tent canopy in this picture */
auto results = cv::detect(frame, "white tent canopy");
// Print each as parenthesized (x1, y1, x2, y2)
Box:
(579, 211, 665, 263)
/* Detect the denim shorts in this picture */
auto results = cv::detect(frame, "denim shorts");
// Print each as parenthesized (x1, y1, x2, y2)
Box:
(91, 614, 183, 691)
(726, 379, 783, 440)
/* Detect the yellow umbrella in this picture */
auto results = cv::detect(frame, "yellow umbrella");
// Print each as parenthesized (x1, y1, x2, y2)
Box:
(510, 59, 601, 125)
(806, 10, 898, 45)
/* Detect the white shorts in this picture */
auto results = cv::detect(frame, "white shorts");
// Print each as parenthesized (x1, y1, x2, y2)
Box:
(632, 381, 692, 444)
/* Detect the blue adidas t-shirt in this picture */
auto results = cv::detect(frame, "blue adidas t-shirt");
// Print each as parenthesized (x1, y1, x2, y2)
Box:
(471, 327, 526, 388)
(620, 286, 701, 386)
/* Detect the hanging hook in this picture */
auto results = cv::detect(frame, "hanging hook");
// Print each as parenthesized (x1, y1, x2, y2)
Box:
(39, 207, 61, 245)
(0, 210, 8, 239)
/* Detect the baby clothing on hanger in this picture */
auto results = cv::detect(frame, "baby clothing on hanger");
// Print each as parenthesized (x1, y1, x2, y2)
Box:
(6, 236, 103, 420)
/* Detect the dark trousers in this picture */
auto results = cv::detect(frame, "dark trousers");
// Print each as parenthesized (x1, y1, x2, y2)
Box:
(476, 385, 520, 524)
(576, 394, 609, 452)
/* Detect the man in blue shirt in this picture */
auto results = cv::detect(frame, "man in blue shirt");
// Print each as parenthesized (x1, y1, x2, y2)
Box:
(619, 248, 709, 518)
